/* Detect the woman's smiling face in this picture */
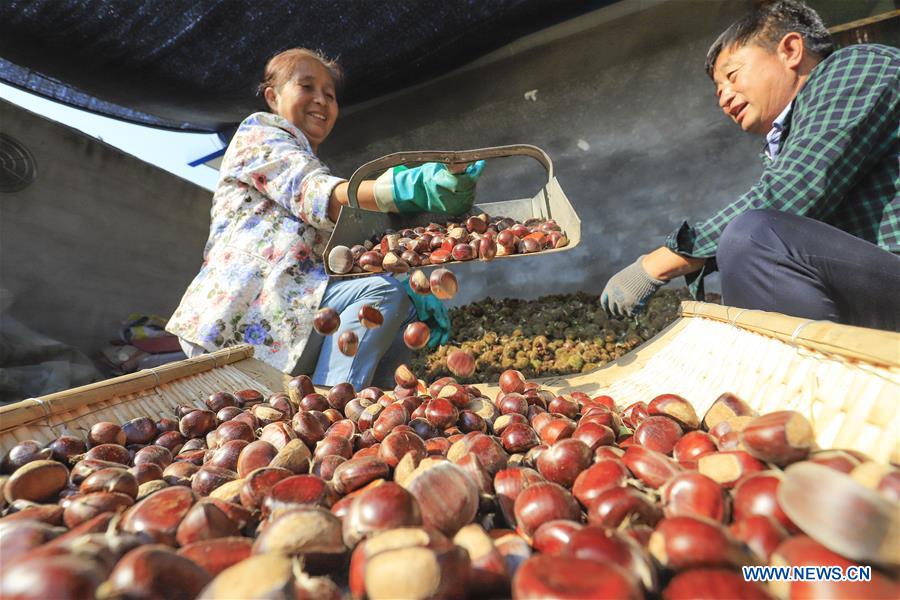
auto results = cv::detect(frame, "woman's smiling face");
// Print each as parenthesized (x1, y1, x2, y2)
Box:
(265, 56, 338, 151)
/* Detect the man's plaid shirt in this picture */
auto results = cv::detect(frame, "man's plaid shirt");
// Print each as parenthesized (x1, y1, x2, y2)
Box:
(666, 43, 899, 298)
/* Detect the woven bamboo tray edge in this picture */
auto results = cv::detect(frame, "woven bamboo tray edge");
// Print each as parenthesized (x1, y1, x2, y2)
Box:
(0, 345, 256, 434)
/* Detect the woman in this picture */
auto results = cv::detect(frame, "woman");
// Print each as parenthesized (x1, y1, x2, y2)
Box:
(166, 48, 483, 389)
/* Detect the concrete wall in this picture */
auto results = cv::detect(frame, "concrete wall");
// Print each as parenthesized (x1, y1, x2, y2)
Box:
(1, 0, 889, 357)
(319, 0, 890, 306)
(314, 0, 752, 306)
(0, 99, 211, 354)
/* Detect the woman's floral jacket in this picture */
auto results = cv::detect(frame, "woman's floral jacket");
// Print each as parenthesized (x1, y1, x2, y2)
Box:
(166, 112, 344, 372)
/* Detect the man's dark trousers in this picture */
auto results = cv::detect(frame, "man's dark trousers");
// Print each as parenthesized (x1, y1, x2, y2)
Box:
(716, 209, 900, 331)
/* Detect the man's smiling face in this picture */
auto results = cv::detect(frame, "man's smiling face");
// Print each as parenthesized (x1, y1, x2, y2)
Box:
(713, 41, 798, 135)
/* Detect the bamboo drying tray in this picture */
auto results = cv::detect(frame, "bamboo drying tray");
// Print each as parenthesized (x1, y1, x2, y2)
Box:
(0, 345, 291, 454)
(1, 302, 897, 464)
(478, 302, 900, 465)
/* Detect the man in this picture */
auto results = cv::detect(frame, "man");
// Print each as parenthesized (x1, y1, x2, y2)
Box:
(601, 0, 899, 331)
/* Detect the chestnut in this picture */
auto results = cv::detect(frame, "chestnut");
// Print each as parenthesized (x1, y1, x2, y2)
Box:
(291, 412, 326, 448)
(498, 369, 526, 394)
(63, 491, 134, 528)
(572, 422, 616, 451)
(478, 237, 497, 261)
(372, 404, 409, 442)
(46, 435, 87, 463)
(4, 460, 69, 503)
(532, 519, 584, 555)
(191, 466, 238, 497)
(133, 445, 174, 469)
(175, 498, 245, 546)
(358, 304, 384, 329)
(378, 431, 427, 469)
(236, 440, 278, 478)
(179, 410, 217, 439)
(429, 268, 458, 300)
(104, 545, 211, 599)
(539, 418, 577, 445)
(662, 568, 772, 599)
(239, 466, 293, 512)
(446, 349, 476, 378)
(623, 445, 682, 489)
(155, 431, 187, 455)
(661, 472, 727, 522)
(402, 461, 479, 536)
(313, 307, 341, 335)
(123, 417, 158, 445)
(536, 439, 592, 488)
(261, 475, 335, 523)
(672, 430, 717, 466)
(269, 439, 312, 474)
(622, 401, 649, 429)
(330, 455, 391, 496)
(697, 450, 765, 488)
(327, 245, 354, 274)
(287, 375, 315, 405)
(327, 382, 355, 411)
(0, 555, 107, 599)
(343, 482, 423, 548)
(338, 331, 359, 356)
(649, 515, 750, 571)
(437, 383, 470, 408)
(729, 515, 788, 562)
(500, 423, 541, 454)
(121, 485, 196, 546)
(88, 422, 127, 447)
(512, 554, 640, 599)
(176, 537, 253, 577)
(648, 394, 699, 430)
(451, 242, 474, 261)
(731, 470, 796, 531)
(408, 269, 431, 294)
(79, 467, 139, 499)
(513, 481, 581, 538)
(572, 458, 630, 509)
(425, 397, 458, 429)
(587, 486, 662, 529)
(359, 251, 384, 273)
(257, 421, 295, 450)
(429, 248, 451, 264)
(359, 536, 470, 600)
(563, 526, 657, 592)
(129, 462, 164, 485)
(393, 364, 418, 389)
(739, 410, 814, 466)
(633, 416, 684, 455)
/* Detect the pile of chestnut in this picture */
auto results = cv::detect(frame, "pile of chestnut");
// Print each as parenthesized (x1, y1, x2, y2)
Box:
(326, 215, 568, 276)
(1, 369, 898, 599)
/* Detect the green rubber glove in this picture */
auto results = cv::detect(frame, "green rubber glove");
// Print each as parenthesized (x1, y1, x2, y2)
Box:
(401, 279, 451, 350)
(373, 161, 485, 216)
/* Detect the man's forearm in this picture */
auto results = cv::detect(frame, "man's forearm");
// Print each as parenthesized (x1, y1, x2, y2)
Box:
(641, 247, 706, 281)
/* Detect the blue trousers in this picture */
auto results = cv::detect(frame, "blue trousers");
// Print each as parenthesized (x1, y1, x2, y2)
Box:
(716, 209, 900, 331)
(293, 275, 417, 389)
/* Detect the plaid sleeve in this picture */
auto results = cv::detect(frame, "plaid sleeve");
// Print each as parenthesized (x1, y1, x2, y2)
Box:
(666, 45, 899, 259)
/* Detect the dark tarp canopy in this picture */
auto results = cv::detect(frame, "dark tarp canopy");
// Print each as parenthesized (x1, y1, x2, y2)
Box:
(0, 0, 610, 133)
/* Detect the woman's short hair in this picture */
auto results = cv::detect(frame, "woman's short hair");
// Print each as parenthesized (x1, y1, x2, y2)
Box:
(257, 48, 344, 96)
(704, 0, 834, 78)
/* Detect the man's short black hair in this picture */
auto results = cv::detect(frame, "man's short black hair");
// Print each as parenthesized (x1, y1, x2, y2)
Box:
(705, 0, 835, 78)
